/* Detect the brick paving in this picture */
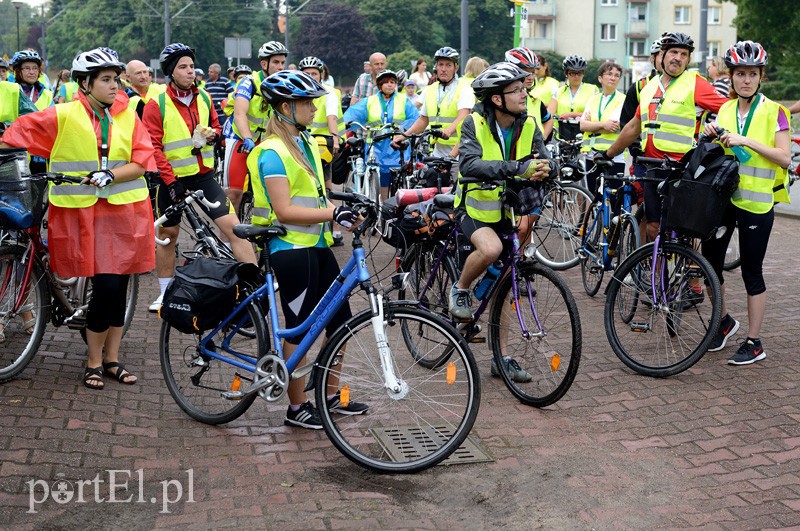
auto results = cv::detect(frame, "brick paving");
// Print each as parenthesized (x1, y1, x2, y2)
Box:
(1, 215, 800, 528)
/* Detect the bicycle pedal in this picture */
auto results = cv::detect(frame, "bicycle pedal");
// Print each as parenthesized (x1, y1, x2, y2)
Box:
(629, 322, 651, 333)
(469, 337, 486, 344)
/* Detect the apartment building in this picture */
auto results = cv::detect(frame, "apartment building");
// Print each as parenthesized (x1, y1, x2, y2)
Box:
(521, 0, 737, 84)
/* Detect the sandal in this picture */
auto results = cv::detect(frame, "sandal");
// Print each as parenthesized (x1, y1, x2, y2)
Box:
(102, 361, 137, 385)
(20, 312, 36, 335)
(83, 366, 104, 390)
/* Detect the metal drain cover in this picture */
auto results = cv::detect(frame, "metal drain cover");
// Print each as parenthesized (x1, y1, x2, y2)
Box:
(370, 425, 493, 466)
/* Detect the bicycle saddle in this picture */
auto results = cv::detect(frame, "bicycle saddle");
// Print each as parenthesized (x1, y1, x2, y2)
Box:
(232, 224, 287, 242)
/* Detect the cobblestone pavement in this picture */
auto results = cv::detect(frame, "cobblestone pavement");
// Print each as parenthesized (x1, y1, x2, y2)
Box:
(1, 215, 799, 529)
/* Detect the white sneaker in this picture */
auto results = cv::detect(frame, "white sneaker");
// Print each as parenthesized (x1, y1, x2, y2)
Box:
(148, 294, 163, 313)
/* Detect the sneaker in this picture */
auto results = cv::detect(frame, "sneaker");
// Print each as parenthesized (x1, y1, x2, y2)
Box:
(728, 339, 766, 365)
(680, 287, 704, 311)
(490, 356, 533, 383)
(284, 401, 323, 430)
(326, 390, 368, 415)
(332, 232, 344, 247)
(707, 314, 740, 352)
(148, 294, 163, 313)
(449, 284, 473, 320)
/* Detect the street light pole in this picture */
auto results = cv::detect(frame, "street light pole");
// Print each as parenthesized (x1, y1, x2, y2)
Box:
(12, 1, 24, 51)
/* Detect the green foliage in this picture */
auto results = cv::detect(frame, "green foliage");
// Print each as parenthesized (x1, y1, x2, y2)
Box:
(0, 0, 37, 58)
(537, 51, 564, 81)
(386, 50, 429, 75)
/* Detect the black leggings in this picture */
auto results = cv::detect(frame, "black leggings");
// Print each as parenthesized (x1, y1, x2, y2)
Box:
(270, 247, 352, 345)
(701, 204, 774, 296)
(86, 274, 130, 332)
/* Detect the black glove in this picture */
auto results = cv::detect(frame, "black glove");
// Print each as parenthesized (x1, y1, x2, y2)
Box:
(333, 205, 358, 228)
(592, 150, 613, 166)
(168, 180, 187, 202)
(87, 169, 115, 188)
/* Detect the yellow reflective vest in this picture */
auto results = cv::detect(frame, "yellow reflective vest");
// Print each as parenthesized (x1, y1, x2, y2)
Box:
(231, 71, 270, 141)
(309, 86, 344, 136)
(156, 90, 214, 178)
(556, 83, 597, 116)
(0, 81, 21, 123)
(532, 76, 559, 102)
(366, 92, 407, 128)
(33, 88, 54, 110)
(423, 77, 472, 148)
(526, 93, 547, 132)
(580, 90, 625, 153)
(716, 95, 791, 214)
(455, 112, 536, 223)
(48, 101, 148, 208)
(246, 134, 333, 247)
(639, 71, 698, 154)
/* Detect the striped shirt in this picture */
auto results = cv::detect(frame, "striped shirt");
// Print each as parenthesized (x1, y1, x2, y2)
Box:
(204, 76, 233, 115)
(352, 73, 377, 100)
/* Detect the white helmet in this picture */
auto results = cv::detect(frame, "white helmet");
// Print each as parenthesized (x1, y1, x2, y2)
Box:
(258, 41, 289, 60)
(71, 48, 125, 79)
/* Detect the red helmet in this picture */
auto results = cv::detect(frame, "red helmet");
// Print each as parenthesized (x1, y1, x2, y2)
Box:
(504, 47, 539, 69)
(724, 41, 767, 69)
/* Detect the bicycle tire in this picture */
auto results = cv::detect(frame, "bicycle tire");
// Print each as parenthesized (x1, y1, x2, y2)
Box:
(488, 262, 581, 407)
(0, 244, 50, 383)
(604, 242, 722, 377)
(315, 303, 480, 473)
(533, 183, 592, 270)
(368, 167, 381, 208)
(160, 300, 268, 424)
(614, 214, 641, 324)
(723, 225, 741, 271)
(580, 209, 604, 297)
(238, 190, 254, 225)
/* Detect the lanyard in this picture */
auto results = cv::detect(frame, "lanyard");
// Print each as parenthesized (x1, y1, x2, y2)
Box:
(736, 94, 761, 136)
(91, 107, 110, 170)
(436, 76, 458, 115)
(567, 83, 583, 111)
(296, 133, 327, 207)
(379, 93, 392, 124)
(651, 76, 675, 118)
(597, 92, 617, 121)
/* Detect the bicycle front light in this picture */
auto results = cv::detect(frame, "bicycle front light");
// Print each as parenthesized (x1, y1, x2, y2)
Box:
(523, 243, 537, 260)
(561, 166, 574, 179)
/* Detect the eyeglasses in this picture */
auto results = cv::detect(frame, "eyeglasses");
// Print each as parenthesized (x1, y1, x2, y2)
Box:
(565, 71, 583, 77)
(20, 66, 39, 72)
(602, 72, 621, 79)
(503, 86, 528, 95)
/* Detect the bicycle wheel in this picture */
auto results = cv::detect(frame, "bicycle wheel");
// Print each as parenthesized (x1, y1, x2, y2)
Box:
(604, 242, 722, 377)
(723, 225, 741, 271)
(160, 300, 268, 424)
(0, 244, 50, 383)
(613, 214, 641, 324)
(315, 303, 480, 473)
(238, 190, 254, 225)
(580, 209, 604, 297)
(533, 183, 592, 270)
(488, 262, 581, 407)
(123, 274, 138, 334)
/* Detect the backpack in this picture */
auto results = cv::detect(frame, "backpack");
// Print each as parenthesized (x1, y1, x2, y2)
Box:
(160, 257, 261, 334)
(680, 142, 739, 195)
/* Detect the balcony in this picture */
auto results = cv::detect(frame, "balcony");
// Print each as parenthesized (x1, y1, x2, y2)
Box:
(523, 36, 555, 52)
(524, 0, 556, 17)
(628, 20, 648, 34)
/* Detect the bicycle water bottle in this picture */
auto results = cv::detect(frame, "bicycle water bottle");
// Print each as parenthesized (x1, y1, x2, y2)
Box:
(473, 262, 502, 301)
(729, 145, 751, 163)
(355, 157, 365, 177)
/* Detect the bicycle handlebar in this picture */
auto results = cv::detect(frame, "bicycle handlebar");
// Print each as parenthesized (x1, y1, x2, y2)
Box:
(30, 172, 86, 185)
(153, 190, 221, 246)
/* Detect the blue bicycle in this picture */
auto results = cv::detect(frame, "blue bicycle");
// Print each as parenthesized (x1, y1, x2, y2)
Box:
(159, 192, 481, 473)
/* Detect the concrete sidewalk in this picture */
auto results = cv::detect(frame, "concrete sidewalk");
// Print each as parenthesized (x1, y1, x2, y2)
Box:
(1, 215, 799, 529)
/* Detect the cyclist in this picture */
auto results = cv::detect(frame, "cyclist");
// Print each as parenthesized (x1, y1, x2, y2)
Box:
(393, 47, 475, 176)
(532, 54, 559, 103)
(142, 43, 256, 312)
(221, 65, 252, 118)
(223, 41, 288, 215)
(10, 50, 54, 111)
(0, 48, 156, 390)
(0, 79, 37, 126)
(505, 47, 554, 139)
(556, 55, 598, 122)
(0, 58, 8, 81)
(408, 57, 432, 90)
(194, 68, 205, 89)
(449, 62, 556, 379)
(343, 69, 419, 200)
(700, 41, 791, 365)
(245, 70, 366, 429)
(125, 60, 166, 117)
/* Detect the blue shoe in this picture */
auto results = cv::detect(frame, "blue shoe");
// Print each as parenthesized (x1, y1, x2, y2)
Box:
(491, 356, 532, 383)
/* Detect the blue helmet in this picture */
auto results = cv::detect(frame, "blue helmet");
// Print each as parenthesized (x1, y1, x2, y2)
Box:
(260, 70, 327, 105)
(11, 50, 42, 68)
(159, 43, 195, 77)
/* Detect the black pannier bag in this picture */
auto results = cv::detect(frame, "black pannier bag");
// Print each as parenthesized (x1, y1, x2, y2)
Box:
(662, 143, 739, 240)
(160, 257, 261, 334)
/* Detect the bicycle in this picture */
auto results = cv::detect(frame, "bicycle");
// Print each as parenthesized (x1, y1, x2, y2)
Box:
(343, 122, 401, 206)
(604, 155, 723, 377)
(388, 128, 451, 196)
(578, 160, 642, 297)
(158, 191, 481, 473)
(397, 177, 582, 407)
(0, 170, 138, 383)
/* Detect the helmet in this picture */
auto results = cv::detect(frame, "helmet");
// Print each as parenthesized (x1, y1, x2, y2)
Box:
(724, 40, 768, 69)
(258, 41, 288, 60)
(71, 48, 125, 79)
(433, 46, 459, 64)
(98, 47, 119, 61)
(659, 32, 695, 53)
(0, 58, 8, 69)
(471, 62, 529, 101)
(259, 70, 327, 105)
(650, 39, 662, 55)
(375, 69, 398, 86)
(11, 50, 42, 68)
(233, 64, 252, 78)
(194, 68, 204, 76)
(396, 69, 408, 85)
(159, 43, 195, 77)
(505, 47, 539, 69)
(297, 56, 324, 71)
(562, 55, 587, 72)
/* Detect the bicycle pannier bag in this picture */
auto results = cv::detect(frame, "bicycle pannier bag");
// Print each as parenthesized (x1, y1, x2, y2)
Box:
(0, 148, 35, 229)
(160, 257, 261, 334)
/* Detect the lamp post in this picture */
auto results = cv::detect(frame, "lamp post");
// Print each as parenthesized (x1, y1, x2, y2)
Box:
(12, 1, 24, 51)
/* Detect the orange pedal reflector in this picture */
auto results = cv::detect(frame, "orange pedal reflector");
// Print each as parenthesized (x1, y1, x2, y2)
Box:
(550, 353, 561, 371)
(446, 362, 456, 384)
(340, 384, 351, 407)
(231, 374, 241, 391)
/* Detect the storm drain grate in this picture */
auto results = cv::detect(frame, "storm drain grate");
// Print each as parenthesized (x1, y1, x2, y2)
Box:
(370, 425, 493, 466)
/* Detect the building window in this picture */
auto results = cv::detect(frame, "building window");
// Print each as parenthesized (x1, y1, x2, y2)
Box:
(708, 5, 721, 25)
(629, 40, 647, 57)
(629, 3, 647, 21)
(535, 21, 550, 39)
(600, 23, 617, 41)
(674, 6, 691, 24)
(600, 0, 619, 6)
(708, 41, 721, 58)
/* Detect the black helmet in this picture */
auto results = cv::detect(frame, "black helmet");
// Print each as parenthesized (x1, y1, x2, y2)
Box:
(471, 62, 529, 101)
(724, 40, 767, 69)
(562, 55, 587, 72)
(660, 32, 695, 53)
(433, 46, 459, 64)
(233, 64, 252, 78)
(159, 43, 195, 77)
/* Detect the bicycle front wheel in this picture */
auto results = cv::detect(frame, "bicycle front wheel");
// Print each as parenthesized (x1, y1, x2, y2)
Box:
(0, 244, 50, 383)
(160, 300, 268, 424)
(533, 183, 592, 270)
(488, 262, 581, 407)
(604, 242, 722, 377)
(315, 304, 480, 473)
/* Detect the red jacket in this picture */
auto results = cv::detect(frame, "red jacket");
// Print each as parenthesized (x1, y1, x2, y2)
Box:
(141, 83, 222, 185)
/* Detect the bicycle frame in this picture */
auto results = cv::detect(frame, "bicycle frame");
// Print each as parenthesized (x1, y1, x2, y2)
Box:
(581, 171, 638, 272)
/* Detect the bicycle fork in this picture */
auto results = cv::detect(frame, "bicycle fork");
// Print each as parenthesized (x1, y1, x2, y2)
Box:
(368, 291, 405, 396)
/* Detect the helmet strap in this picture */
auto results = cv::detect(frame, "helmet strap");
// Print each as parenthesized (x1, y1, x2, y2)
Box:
(275, 102, 307, 132)
(87, 91, 112, 110)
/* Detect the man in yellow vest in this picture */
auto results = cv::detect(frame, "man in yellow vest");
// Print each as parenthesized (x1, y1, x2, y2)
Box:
(393, 46, 475, 178)
(603, 31, 728, 240)
(142, 43, 256, 312)
(125, 59, 166, 117)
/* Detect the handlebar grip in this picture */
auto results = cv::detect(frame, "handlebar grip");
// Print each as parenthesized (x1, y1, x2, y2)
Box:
(635, 156, 671, 166)
(328, 190, 361, 203)
(594, 158, 614, 169)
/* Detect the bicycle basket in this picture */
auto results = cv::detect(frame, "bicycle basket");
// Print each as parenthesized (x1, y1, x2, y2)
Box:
(663, 179, 729, 240)
(557, 120, 582, 142)
(0, 149, 36, 229)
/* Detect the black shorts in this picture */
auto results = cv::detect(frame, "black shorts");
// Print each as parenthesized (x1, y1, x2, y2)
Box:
(457, 209, 513, 243)
(157, 171, 232, 228)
